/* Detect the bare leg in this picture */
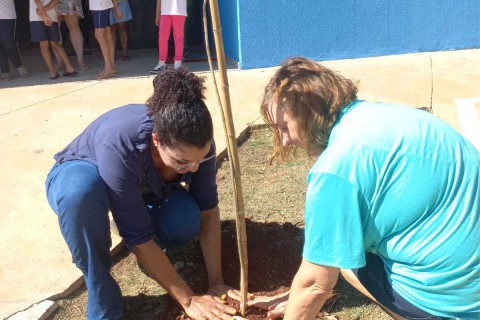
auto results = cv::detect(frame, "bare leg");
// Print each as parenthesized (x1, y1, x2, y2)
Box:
(53, 18, 65, 70)
(105, 26, 116, 71)
(39, 41, 57, 77)
(110, 23, 118, 59)
(340, 269, 408, 320)
(64, 14, 88, 70)
(94, 27, 116, 74)
(117, 22, 128, 59)
(49, 41, 76, 73)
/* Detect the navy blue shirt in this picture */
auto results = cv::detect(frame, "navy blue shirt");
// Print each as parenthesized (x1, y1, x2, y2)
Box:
(54, 104, 218, 246)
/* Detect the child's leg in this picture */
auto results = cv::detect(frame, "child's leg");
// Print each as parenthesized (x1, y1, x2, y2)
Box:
(94, 27, 116, 73)
(49, 41, 76, 73)
(110, 23, 117, 58)
(158, 15, 173, 62)
(105, 26, 116, 70)
(64, 14, 87, 70)
(31, 21, 57, 77)
(117, 22, 128, 58)
(93, 9, 116, 74)
(95, 28, 110, 70)
(53, 19, 64, 70)
(171, 15, 186, 62)
(95, 27, 117, 73)
(39, 41, 57, 77)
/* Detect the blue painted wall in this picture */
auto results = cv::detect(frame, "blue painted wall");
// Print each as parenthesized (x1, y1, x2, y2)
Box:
(218, 0, 240, 62)
(228, 0, 480, 69)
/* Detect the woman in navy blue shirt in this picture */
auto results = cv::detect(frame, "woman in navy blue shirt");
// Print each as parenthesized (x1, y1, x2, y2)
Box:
(46, 69, 239, 320)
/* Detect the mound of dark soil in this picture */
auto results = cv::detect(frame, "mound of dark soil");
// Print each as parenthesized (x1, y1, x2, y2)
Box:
(157, 218, 309, 319)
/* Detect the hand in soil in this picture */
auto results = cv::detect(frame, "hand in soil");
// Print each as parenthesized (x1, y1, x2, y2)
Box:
(184, 293, 238, 320)
(208, 283, 243, 301)
(247, 292, 289, 319)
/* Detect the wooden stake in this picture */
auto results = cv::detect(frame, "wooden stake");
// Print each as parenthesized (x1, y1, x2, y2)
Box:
(203, 0, 249, 315)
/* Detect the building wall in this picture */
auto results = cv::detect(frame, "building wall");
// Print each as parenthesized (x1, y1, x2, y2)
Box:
(235, 0, 480, 69)
(218, 0, 240, 62)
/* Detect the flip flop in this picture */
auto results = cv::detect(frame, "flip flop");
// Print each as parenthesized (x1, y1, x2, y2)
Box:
(96, 70, 117, 80)
(122, 55, 131, 61)
(63, 70, 78, 77)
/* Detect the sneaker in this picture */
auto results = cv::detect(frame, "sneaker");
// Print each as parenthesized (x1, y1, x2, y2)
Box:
(150, 61, 166, 74)
(173, 61, 182, 70)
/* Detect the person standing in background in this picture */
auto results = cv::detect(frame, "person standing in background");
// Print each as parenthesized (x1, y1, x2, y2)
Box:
(31, 0, 78, 80)
(0, 0, 30, 80)
(89, 0, 122, 79)
(110, 0, 132, 61)
(55, 0, 90, 71)
(150, 0, 186, 73)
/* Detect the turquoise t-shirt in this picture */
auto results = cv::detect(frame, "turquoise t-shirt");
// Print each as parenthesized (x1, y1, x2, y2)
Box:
(303, 100, 480, 319)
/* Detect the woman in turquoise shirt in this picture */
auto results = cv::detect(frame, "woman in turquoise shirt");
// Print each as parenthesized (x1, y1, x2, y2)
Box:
(249, 57, 479, 319)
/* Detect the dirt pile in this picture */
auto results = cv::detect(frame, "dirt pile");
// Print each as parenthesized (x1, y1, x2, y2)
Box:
(159, 218, 305, 319)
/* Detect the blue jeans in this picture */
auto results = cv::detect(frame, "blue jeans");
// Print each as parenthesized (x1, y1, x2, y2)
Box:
(45, 160, 201, 320)
(352, 253, 450, 320)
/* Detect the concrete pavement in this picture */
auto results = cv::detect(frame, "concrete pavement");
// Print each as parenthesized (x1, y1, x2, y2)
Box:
(1, 48, 479, 319)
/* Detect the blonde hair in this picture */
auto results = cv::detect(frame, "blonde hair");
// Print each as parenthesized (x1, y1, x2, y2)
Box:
(260, 57, 358, 161)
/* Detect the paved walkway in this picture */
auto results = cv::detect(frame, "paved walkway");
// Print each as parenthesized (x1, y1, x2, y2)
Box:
(1, 48, 479, 319)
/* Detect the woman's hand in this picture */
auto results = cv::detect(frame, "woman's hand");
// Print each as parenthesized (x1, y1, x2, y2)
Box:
(247, 292, 289, 319)
(208, 282, 242, 301)
(183, 293, 238, 320)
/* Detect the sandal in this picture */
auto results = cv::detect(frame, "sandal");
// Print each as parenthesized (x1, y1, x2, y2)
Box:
(96, 70, 117, 80)
(63, 70, 79, 77)
(122, 55, 131, 61)
(50, 73, 60, 80)
(1, 73, 10, 81)
(17, 66, 30, 78)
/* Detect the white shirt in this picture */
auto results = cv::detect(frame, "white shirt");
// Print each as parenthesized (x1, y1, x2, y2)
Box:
(89, 0, 114, 11)
(29, 0, 58, 22)
(161, 0, 187, 16)
(0, 0, 17, 19)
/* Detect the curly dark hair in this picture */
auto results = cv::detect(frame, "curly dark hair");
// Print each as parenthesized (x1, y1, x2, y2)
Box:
(146, 69, 213, 149)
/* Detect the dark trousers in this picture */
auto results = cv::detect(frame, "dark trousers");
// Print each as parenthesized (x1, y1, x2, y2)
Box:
(0, 19, 22, 73)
